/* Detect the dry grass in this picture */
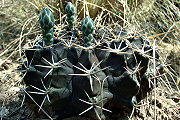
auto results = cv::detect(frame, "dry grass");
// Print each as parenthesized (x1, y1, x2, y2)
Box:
(0, 0, 179, 119)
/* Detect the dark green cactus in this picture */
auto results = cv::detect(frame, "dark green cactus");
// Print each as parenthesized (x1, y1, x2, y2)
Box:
(81, 16, 95, 47)
(39, 7, 54, 46)
(65, 2, 76, 29)
(22, 5, 163, 120)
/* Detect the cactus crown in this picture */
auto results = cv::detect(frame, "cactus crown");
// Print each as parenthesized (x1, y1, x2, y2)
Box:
(65, 2, 76, 29)
(81, 16, 95, 47)
(39, 7, 54, 45)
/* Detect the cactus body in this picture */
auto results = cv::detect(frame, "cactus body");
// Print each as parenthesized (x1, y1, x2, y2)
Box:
(22, 4, 161, 120)
(23, 36, 156, 119)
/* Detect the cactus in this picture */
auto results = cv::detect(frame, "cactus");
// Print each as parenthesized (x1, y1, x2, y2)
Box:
(65, 2, 76, 30)
(81, 16, 95, 47)
(39, 7, 54, 46)
(22, 4, 162, 120)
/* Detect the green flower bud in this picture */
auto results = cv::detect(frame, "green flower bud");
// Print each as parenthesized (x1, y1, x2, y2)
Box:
(39, 7, 54, 46)
(65, 2, 76, 16)
(81, 16, 95, 47)
(40, 7, 54, 29)
(65, 2, 76, 29)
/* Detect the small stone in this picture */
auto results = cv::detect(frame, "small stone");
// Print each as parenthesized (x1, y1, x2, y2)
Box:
(10, 87, 20, 92)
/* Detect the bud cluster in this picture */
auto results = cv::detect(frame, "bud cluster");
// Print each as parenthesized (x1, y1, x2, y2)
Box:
(81, 16, 95, 46)
(65, 2, 76, 29)
(39, 7, 55, 45)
